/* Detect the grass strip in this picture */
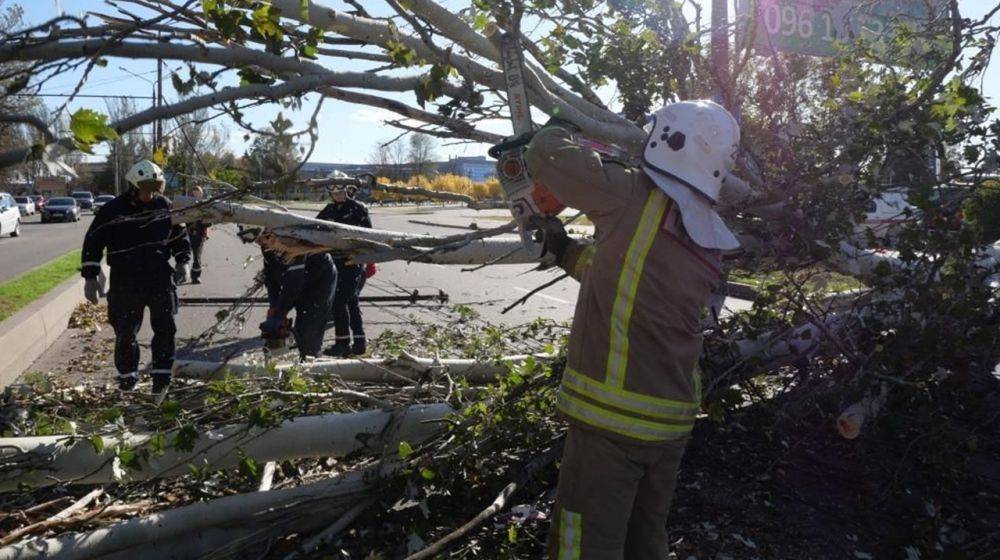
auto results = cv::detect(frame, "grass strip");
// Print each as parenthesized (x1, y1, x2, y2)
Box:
(0, 250, 81, 323)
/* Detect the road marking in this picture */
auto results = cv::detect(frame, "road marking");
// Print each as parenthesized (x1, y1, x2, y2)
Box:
(512, 286, 569, 304)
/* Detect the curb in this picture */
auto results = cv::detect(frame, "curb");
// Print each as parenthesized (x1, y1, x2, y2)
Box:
(0, 275, 86, 389)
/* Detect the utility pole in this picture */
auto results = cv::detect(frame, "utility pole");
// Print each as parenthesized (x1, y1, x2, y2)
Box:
(711, 0, 730, 108)
(156, 56, 164, 150)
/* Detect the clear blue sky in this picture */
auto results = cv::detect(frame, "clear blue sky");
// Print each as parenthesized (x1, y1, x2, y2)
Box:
(12, 0, 1000, 165)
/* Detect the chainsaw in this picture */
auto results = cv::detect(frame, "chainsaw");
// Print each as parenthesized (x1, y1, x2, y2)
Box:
(488, 32, 566, 253)
(260, 308, 292, 359)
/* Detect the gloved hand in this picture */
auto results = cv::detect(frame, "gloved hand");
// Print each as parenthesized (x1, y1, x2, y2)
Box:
(260, 314, 284, 336)
(531, 215, 570, 265)
(84, 278, 101, 304)
(174, 262, 191, 285)
(364, 262, 378, 279)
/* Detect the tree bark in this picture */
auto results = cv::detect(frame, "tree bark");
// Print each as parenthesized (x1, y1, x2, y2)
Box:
(0, 404, 450, 491)
(173, 353, 556, 383)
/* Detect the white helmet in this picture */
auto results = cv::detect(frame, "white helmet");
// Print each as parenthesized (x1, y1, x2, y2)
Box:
(126, 159, 166, 193)
(641, 100, 739, 203)
(640, 100, 741, 251)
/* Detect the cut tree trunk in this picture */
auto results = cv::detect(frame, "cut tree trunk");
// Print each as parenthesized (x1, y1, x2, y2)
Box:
(0, 404, 450, 491)
(0, 469, 373, 560)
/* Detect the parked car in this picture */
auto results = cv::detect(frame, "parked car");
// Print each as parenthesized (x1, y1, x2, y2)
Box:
(14, 196, 35, 216)
(70, 191, 95, 211)
(0, 192, 21, 237)
(30, 195, 44, 212)
(93, 194, 115, 212)
(41, 197, 81, 223)
(860, 190, 918, 237)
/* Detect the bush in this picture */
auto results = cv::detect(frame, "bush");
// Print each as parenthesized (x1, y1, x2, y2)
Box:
(368, 173, 500, 203)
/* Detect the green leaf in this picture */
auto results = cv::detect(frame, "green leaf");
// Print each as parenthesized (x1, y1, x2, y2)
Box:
(88, 434, 105, 454)
(102, 407, 123, 423)
(148, 433, 167, 456)
(398, 440, 414, 459)
(507, 523, 518, 543)
(299, 0, 309, 21)
(160, 399, 182, 421)
(238, 450, 259, 481)
(172, 424, 199, 452)
(420, 467, 436, 480)
(70, 109, 119, 153)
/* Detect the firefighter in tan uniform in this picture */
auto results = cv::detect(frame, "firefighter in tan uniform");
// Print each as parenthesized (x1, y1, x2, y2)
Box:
(523, 100, 742, 559)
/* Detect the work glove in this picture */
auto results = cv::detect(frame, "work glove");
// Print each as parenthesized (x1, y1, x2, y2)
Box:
(532, 215, 570, 266)
(237, 226, 262, 244)
(364, 262, 378, 279)
(260, 315, 284, 336)
(84, 278, 101, 304)
(174, 262, 191, 285)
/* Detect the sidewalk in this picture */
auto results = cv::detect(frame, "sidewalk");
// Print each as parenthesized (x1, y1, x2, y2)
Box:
(0, 275, 84, 388)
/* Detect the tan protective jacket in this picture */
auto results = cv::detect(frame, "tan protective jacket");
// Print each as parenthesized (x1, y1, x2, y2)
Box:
(525, 127, 722, 445)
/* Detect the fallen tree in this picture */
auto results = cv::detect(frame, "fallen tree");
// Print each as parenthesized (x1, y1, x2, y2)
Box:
(173, 352, 557, 382)
(0, 468, 373, 560)
(0, 404, 450, 491)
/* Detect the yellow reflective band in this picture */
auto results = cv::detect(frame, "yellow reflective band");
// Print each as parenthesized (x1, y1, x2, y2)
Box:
(605, 190, 669, 389)
(557, 391, 693, 442)
(571, 244, 596, 280)
(558, 509, 582, 560)
(562, 366, 698, 421)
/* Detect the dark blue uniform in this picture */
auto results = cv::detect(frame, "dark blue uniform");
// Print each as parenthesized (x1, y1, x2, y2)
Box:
(81, 189, 190, 385)
(262, 250, 336, 359)
(317, 199, 371, 354)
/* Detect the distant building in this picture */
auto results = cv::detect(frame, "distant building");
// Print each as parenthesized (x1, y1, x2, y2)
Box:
(299, 155, 496, 183)
(442, 156, 495, 182)
(34, 176, 71, 197)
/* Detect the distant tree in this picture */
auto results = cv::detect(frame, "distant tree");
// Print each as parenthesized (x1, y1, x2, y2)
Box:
(244, 114, 299, 183)
(408, 133, 437, 177)
(367, 139, 408, 180)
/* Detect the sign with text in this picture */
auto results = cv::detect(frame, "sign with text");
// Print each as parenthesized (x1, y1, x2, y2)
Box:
(740, 0, 941, 57)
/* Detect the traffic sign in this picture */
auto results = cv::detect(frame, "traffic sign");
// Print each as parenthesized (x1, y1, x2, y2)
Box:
(739, 0, 942, 57)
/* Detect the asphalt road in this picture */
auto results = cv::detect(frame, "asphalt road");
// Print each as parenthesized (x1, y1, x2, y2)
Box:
(23, 204, 752, 382)
(0, 211, 94, 283)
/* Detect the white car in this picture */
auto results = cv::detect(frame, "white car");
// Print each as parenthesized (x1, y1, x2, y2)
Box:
(0, 192, 22, 237)
(93, 194, 115, 212)
(861, 190, 918, 237)
(14, 196, 35, 216)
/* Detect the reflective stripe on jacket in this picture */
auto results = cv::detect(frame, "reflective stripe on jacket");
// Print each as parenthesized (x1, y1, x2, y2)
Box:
(525, 127, 721, 444)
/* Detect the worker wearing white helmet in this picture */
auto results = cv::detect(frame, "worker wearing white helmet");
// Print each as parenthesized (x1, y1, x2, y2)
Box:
(522, 100, 738, 559)
(80, 159, 192, 394)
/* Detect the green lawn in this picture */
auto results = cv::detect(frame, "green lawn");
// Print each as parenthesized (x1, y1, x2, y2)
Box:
(0, 250, 81, 323)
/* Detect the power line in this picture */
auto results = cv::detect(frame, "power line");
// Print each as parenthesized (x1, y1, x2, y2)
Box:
(10, 93, 155, 100)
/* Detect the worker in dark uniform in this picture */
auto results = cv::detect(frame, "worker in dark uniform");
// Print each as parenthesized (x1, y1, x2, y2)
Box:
(81, 160, 191, 393)
(317, 184, 372, 357)
(186, 186, 210, 284)
(257, 236, 337, 361)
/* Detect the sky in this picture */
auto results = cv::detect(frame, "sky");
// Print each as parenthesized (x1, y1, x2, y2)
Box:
(11, 0, 1000, 166)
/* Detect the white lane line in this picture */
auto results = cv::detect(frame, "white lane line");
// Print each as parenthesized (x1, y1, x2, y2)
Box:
(512, 286, 570, 304)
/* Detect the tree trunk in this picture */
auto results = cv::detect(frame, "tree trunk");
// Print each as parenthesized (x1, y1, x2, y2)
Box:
(0, 469, 373, 560)
(0, 404, 450, 491)
(172, 353, 556, 382)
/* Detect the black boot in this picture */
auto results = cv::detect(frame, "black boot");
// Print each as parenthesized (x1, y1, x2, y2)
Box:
(151, 375, 171, 395)
(118, 372, 138, 391)
(323, 341, 351, 358)
(350, 338, 367, 356)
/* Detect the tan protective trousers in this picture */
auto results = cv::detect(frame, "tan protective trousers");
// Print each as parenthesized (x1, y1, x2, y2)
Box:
(548, 425, 689, 560)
